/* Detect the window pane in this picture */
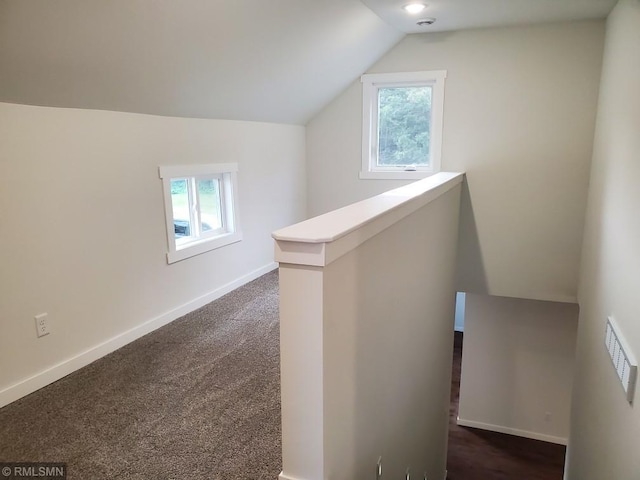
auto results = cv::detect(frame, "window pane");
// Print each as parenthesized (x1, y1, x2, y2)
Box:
(377, 86, 431, 167)
(197, 179, 222, 232)
(171, 179, 191, 239)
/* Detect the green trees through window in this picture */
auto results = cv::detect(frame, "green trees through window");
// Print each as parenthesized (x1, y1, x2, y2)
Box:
(377, 86, 432, 167)
(361, 70, 445, 179)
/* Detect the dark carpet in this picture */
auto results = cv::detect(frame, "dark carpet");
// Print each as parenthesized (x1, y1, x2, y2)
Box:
(446, 332, 567, 480)
(0, 271, 281, 480)
(1, 272, 566, 480)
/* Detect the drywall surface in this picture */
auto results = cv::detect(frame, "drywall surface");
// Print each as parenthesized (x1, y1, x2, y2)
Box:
(306, 20, 604, 302)
(278, 184, 460, 480)
(458, 294, 578, 444)
(0, 0, 403, 124)
(0, 102, 306, 404)
(566, 0, 640, 478)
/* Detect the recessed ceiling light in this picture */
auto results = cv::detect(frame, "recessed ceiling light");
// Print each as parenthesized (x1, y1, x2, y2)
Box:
(403, 3, 426, 14)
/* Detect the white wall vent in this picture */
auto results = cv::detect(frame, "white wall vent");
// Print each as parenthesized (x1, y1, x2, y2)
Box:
(605, 316, 637, 404)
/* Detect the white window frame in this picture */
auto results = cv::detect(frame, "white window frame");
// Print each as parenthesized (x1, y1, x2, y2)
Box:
(159, 163, 241, 264)
(360, 70, 447, 180)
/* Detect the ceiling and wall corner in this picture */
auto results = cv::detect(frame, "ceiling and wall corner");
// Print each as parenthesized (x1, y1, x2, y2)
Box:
(305, 19, 605, 303)
(0, 0, 404, 125)
(304, 14, 607, 453)
(361, 0, 616, 34)
(0, 0, 618, 126)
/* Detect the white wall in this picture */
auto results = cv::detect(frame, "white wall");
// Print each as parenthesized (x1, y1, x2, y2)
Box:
(276, 175, 462, 480)
(458, 294, 578, 444)
(306, 20, 604, 303)
(566, 0, 640, 477)
(0, 102, 306, 406)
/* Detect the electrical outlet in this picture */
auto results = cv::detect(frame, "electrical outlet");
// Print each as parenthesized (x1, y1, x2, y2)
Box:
(35, 313, 50, 337)
(545, 411, 552, 422)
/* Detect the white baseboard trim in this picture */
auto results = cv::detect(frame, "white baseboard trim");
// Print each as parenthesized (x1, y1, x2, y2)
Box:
(456, 417, 568, 445)
(0, 262, 278, 409)
(279, 472, 308, 480)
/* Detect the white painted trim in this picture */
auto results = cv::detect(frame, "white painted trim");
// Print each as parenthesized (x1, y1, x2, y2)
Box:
(167, 231, 242, 264)
(159, 163, 242, 264)
(279, 265, 325, 479)
(158, 162, 238, 178)
(361, 70, 448, 84)
(273, 172, 462, 244)
(360, 70, 447, 180)
(279, 473, 308, 480)
(0, 262, 278, 409)
(273, 172, 463, 267)
(456, 417, 568, 445)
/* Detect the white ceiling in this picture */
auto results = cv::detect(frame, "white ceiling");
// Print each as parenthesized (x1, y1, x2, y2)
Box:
(361, 0, 616, 33)
(0, 0, 402, 125)
(0, 0, 616, 125)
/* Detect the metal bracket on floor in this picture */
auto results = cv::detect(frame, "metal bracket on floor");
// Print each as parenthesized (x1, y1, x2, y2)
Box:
(375, 458, 428, 479)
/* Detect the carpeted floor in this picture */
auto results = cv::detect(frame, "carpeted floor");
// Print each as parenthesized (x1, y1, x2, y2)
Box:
(1, 272, 566, 480)
(446, 332, 567, 480)
(0, 271, 282, 480)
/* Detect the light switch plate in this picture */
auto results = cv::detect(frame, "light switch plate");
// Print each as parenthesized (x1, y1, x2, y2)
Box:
(605, 316, 637, 403)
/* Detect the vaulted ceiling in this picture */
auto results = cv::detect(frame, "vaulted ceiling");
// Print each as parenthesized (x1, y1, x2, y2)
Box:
(0, 0, 402, 124)
(363, 0, 616, 34)
(0, 0, 616, 125)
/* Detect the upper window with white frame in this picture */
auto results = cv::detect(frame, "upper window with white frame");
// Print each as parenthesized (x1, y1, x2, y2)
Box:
(159, 163, 241, 264)
(360, 70, 447, 180)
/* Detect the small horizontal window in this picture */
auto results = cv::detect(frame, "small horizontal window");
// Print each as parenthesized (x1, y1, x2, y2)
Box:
(361, 70, 447, 180)
(159, 163, 241, 264)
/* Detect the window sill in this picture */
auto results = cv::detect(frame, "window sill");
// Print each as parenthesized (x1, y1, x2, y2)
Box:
(359, 170, 437, 180)
(167, 231, 242, 264)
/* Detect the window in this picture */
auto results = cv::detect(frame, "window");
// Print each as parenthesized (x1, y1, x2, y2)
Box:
(360, 70, 447, 180)
(159, 163, 241, 264)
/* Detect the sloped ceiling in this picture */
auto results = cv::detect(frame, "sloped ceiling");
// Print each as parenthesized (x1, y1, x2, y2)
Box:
(0, 0, 615, 125)
(363, 0, 616, 34)
(0, 0, 403, 125)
